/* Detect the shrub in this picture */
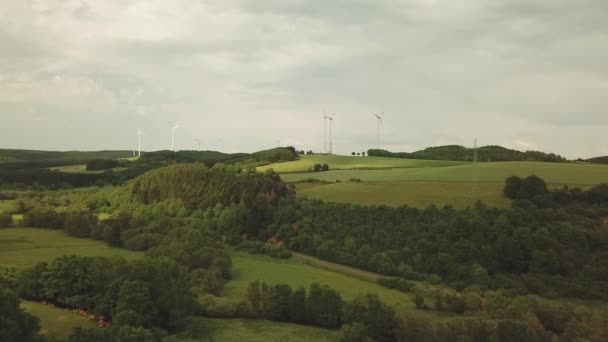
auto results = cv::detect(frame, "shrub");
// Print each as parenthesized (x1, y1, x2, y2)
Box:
(377, 277, 416, 293)
(0, 213, 13, 228)
(22, 207, 63, 228)
(86, 159, 119, 171)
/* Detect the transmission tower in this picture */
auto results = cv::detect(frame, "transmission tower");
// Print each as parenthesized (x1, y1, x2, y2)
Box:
(473, 138, 480, 202)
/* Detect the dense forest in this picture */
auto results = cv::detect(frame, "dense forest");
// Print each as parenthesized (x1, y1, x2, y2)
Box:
(131, 164, 294, 209)
(137, 147, 297, 165)
(368, 145, 567, 162)
(0, 149, 132, 163)
(586, 155, 608, 164)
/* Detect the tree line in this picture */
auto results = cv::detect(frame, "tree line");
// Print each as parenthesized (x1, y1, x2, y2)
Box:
(368, 145, 567, 162)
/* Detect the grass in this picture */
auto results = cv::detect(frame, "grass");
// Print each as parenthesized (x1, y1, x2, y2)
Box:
(296, 181, 510, 208)
(274, 158, 608, 208)
(258, 155, 467, 173)
(281, 161, 608, 185)
(20, 300, 98, 338)
(224, 251, 414, 308)
(180, 317, 339, 342)
(49, 164, 127, 173)
(0, 227, 141, 267)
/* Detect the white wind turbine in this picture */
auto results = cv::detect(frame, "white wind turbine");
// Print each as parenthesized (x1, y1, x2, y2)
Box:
(374, 112, 384, 150)
(323, 111, 329, 154)
(196, 138, 201, 151)
(168, 121, 179, 152)
(327, 114, 335, 155)
(137, 128, 142, 157)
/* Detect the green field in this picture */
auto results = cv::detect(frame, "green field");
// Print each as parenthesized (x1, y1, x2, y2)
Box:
(20, 300, 99, 338)
(258, 155, 467, 173)
(0, 227, 141, 267)
(49, 164, 127, 173)
(181, 317, 339, 342)
(296, 180, 510, 208)
(281, 161, 608, 184)
(263, 157, 608, 208)
(224, 251, 414, 308)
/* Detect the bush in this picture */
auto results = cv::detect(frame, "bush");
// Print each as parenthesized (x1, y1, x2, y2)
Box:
(86, 159, 119, 171)
(496, 320, 535, 342)
(22, 207, 63, 228)
(0, 213, 13, 228)
(377, 277, 415, 293)
(64, 212, 97, 238)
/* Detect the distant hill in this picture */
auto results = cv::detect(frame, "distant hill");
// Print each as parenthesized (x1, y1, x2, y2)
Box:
(0, 149, 134, 170)
(0, 149, 132, 162)
(138, 147, 298, 166)
(137, 150, 249, 165)
(586, 156, 608, 164)
(368, 145, 567, 163)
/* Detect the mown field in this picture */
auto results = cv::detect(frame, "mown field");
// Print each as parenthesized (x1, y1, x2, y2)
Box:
(225, 251, 415, 308)
(181, 317, 339, 342)
(295, 180, 510, 208)
(20, 301, 99, 339)
(0, 227, 141, 267)
(262, 157, 608, 208)
(257, 155, 468, 173)
(49, 164, 127, 173)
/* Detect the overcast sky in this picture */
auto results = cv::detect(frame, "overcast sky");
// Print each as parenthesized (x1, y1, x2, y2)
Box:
(1, 1, 607, 158)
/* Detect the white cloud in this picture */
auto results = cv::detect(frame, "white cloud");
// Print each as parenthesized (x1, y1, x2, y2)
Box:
(0, 0, 607, 158)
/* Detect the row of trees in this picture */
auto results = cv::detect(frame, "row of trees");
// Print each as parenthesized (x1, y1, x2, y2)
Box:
(245, 281, 400, 341)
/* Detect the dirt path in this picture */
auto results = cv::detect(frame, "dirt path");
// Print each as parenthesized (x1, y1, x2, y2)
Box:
(292, 252, 382, 281)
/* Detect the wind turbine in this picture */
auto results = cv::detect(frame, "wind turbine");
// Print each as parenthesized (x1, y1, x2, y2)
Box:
(137, 128, 142, 157)
(196, 138, 201, 151)
(373, 112, 384, 150)
(323, 111, 329, 154)
(168, 121, 179, 152)
(327, 114, 335, 155)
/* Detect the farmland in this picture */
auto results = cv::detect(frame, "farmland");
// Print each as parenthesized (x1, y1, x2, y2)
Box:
(224, 251, 415, 308)
(0, 227, 141, 267)
(179, 317, 339, 342)
(20, 301, 99, 339)
(262, 156, 608, 208)
(257, 154, 468, 173)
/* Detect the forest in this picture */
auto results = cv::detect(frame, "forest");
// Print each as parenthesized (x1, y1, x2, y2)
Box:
(368, 145, 567, 162)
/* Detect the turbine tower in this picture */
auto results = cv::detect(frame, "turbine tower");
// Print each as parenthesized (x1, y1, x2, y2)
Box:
(473, 138, 479, 201)
(323, 111, 329, 154)
(168, 121, 179, 152)
(328, 114, 335, 155)
(137, 128, 142, 157)
(196, 138, 201, 151)
(373, 112, 384, 149)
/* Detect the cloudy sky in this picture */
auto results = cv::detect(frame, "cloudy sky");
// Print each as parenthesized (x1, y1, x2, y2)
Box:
(1, 0, 607, 158)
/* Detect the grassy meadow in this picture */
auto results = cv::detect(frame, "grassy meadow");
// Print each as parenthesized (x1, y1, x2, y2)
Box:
(0, 227, 141, 267)
(20, 301, 99, 339)
(295, 180, 510, 208)
(262, 157, 608, 208)
(224, 251, 415, 309)
(181, 317, 339, 342)
(257, 154, 468, 173)
(49, 164, 127, 173)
